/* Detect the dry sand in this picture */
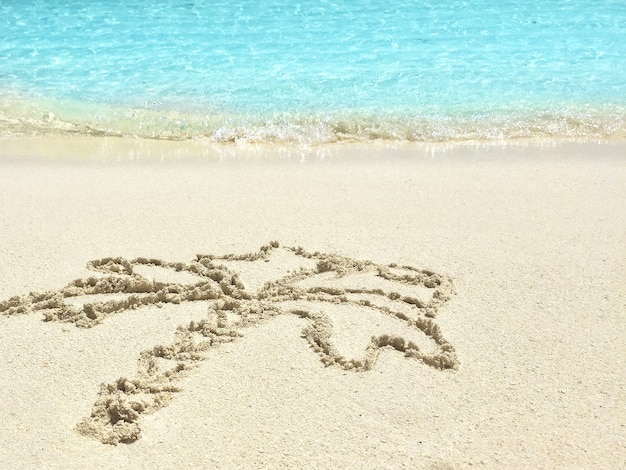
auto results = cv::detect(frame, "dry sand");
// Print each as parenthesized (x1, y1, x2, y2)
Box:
(0, 138, 624, 469)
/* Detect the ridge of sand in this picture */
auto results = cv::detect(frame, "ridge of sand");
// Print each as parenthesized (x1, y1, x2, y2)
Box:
(0, 242, 456, 446)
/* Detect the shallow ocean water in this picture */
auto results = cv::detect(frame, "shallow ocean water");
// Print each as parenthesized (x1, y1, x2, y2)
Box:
(1, 0, 624, 143)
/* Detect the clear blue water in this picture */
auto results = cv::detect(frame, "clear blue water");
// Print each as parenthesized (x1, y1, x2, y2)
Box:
(1, 0, 625, 143)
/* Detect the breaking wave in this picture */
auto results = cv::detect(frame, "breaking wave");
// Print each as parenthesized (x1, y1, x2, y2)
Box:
(1, 93, 624, 144)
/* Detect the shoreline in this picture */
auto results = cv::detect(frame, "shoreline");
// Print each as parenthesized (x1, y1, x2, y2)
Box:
(1, 134, 626, 162)
(1, 141, 624, 468)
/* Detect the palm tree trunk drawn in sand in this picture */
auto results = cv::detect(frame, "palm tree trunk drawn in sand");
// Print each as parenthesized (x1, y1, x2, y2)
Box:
(0, 242, 458, 445)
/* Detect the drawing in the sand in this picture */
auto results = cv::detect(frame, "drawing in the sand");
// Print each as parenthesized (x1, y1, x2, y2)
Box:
(0, 242, 458, 445)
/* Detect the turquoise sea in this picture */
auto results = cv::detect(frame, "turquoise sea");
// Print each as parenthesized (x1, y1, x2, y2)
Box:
(1, 0, 625, 144)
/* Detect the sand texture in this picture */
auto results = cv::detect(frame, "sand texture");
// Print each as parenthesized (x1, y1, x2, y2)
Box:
(0, 139, 624, 469)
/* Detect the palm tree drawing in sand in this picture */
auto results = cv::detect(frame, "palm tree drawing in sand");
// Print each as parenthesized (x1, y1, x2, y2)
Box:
(0, 242, 458, 445)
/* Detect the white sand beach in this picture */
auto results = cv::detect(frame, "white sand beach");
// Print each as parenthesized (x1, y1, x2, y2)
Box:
(0, 138, 624, 469)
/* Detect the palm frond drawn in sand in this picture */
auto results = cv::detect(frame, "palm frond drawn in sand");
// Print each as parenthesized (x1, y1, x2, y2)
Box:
(0, 242, 458, 445)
